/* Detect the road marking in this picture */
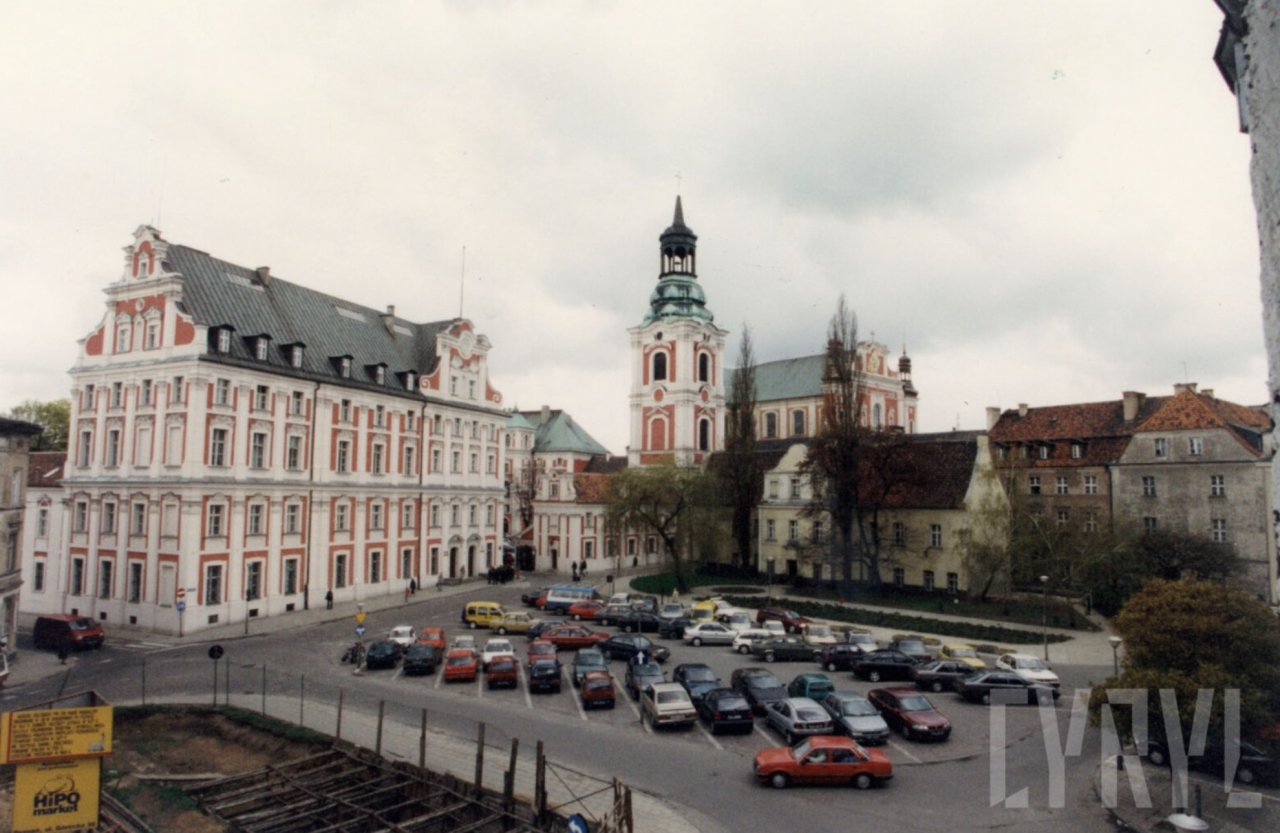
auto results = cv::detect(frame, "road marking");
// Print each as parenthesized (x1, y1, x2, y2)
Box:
(517, 664, 533, 709)
(477, 671, 484, 699)
(754, 724, 774, 744)
(611, 670, 642, 721)
(696, 720, 723, 750)
(394, 668, 403, 681)
(571, 681, 588, 721)
(434, 666, 445, 689)
(886, 738, 921, 763)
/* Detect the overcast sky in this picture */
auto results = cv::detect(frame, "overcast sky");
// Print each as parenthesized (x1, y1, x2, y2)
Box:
(0, 2, 1264, 454)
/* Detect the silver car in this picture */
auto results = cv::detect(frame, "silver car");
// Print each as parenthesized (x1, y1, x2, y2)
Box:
(764, 696, 834, 746)
(820, 692, 890, 745)
(683, 622, 736, 646)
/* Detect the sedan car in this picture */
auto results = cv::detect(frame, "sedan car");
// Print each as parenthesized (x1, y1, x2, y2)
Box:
(599, 634, 671, 664)
(867, 687, 951, 742)
(751, 635, 821, 663)
(526, 619, 563, 640)
(658, 616, 695, 640)
(486, 656, 519, 690)
(844, 630, 877, 653)
(939, 643, 986, 670)
(753, 735, 893, 790)
(765, 697, 835, 745)
(756, 607, 813, 634)
(528, 658, 563, 693)
(819, 643, 865, 672)
(731, 667, 788, 716)
(912, 659, 980, 693)
(996, 653, 1061, 690)
(527, 639, 558, 667)
(615, 611, 663, 634)
(624, 661, 666, 700)
(571, 648, 608, 686)
(580, 670, 616, 709)
(697, 687, 755, 735)
(787, 673, 835, 701)
(732, 629, 774, 656)
(401, 644, 440, 676)
(886, 638, 934, 663)
(364, 640, 402, 670)
(683, 622, 736, 647)
(672, 663, 720, 704)
(658, 602, 686, 621)
(801, 624, 838, 646)
(850, 650, 919, 683)
(480, 638, 516, 669)
(641, 682, 699, 730)
(820, 692, 890, 745)
(595, 604, 635, 628)
(540, 625, 610, 650)
(718, 611, 755, 632)
(417, 627, 446, 651)
(386, 625, 416, 648)
(566, 600, 605, 621)
(443, 648, 479, 682)
(957, 671, 1058, 705)
(493, 611, 540, 636)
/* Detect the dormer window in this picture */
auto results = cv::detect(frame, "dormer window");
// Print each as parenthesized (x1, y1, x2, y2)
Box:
(1038, 445, 1049, 460)
(374, 365, 386, 385)
(403, 371, 416, 391)
(337, 357, 352, 378)
(290, 345, 304, 368)
(255, 337, 270, 361)
(1070, 443, 1083, 459)
(216, 328, 232, 354)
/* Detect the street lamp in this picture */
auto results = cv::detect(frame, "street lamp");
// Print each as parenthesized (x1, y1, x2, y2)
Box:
(1040, 575, 1050, 662)
(1108, 635, 1122, 678)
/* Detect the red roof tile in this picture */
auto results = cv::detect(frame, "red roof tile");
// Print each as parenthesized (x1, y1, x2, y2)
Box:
(27, 452, 65, 488)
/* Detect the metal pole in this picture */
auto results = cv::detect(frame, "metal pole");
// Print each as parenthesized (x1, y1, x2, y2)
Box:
(375, 700, 385, 756)
(1040, 575, 1050, 662)
(261, 665, 267, 715)
(336, 688, 344, 739)
(224, 656, 231, 705)
(419, 709, 427, 770)
(213, 658, 218, 707)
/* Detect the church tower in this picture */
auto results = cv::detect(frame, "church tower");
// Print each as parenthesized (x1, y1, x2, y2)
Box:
(628, 198, 727, 467)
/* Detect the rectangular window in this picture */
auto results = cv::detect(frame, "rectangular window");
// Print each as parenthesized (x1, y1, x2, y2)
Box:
(468, 379, 476, 399)
(1142, 476, 1156, 497)
(127, 562, 142, 602)
(285, 503, 300, 534)
(287, 436, 301, 470)
(764, 412, 777, 439)
(78, 430, 92, 467)
(246, 561, 262, 600)
(369, 551, 382, 583)
(215, 378, 230, 405)
(788, 520, 798, 541)
(37, 506, 49, 537)
(248, 503, 264, 535)
(131, 502, 146, 536)
(205, 564, 223, 604)
(923, 570, 935, 591)
(105, 429, 120, 467)
(430, 546, 439, 574)
(1085, 511, 1099, 533)
(291, 391, 304, 415)
(111, 381, 123, 408)
(1210, 475, 1225, 497)
(893, 521, 905, 546)
(145, 322, 159, 349)
(1055, 476, 1068, 495)
(372, 443, 384, 474)
(166, 424, 183, 465)
(930, 524, 942, 548)
(1211, 518, 1228, 543)
(946, 572, 959, 593)
(250, 432, 267, 468)
(431, 448, 441, 472)
(216, 328, 231, 353)
(1028, 476, 1041, 495)
(375, 405, 384, 427)
(1189, 437, 1203, 456)
(404, 445, 416, 475)
(430, 505, 440, 527)
(402, 548, 413, 579)
(792, 410, 805, 436)
(470, 452, 479, 473)
(74, 501, 88, 533)
(255, 385, 268, 410)
(1057, 509, 1070, 527)
(813, 520, 824, 542)
(101, 502, 116, 534)
(452, 451, 461, 473)
(469, 505, 477, 526)
(402, 502, 414, 529)
(291, 346, 304, 368)
(1037, 445, 1049, 460)
(83, 384, 95, 410)
(135, 425, 151, 466)
(284, 558, 298, 595)
(487, 504, 495, 526)
(210, 428, 227, 467)
(207, 503, 224, 537)
(370, 502, 384, 530)
(336, 440, 350, 473)
(765, 519, 776, 540)
(789, 478, 800, 499)
(99, 560, 114, 599)
(768, 479, 778, 499)
(893, 567, 904, 587)
(33, 560, 45, 592)
(1154, 438, 1168, 458)
(340, 399, 351, 422)
(70, 558, 84, 595)
(487, 453, 496, 474)
(335, 502, 349, 532)
(1084, 475, 1098, 495)
(334, 554, 348, 588)
(1143, 516, 1158, 532)
(171, 376, 184, 404)
(141, 379, 153, 406)
(1070, 444, 1082, 459)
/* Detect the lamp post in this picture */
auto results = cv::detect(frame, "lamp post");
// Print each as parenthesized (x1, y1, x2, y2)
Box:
(1040, 575, 1050, 662)
(1108, 635, 1122, 678)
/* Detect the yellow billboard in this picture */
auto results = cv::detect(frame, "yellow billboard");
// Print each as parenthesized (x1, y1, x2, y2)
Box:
(11, 757, 101, 833)
(0, 706, 112, 765)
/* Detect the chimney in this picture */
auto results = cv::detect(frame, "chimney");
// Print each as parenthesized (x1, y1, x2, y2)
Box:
(1122, 391, 1146, 421)
(1018, 403, 1028, 418)
(381, 304, 396, 333)
(541, 405, 550, 425)
(1173, 382, 1198, 395)
(1202, 388, 1214, 399)
(986, 407, 1001, 430)
(255, 266, 271, 284)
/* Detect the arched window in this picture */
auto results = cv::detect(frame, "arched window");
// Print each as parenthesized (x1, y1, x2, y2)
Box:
(873, 403, 882, 430)
(698, 353, 709, 383)
(699, 418, 710, 451)
(653, 351, 667, 381)
(648, 418, 667, 450)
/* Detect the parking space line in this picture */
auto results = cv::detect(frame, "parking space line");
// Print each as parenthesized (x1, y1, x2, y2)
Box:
(754, 724, 775, 744)
(394, 668, 403, 681)
(477, 671, 484, 698)
(611, 671, 643, 721)
(517, 664, 533, 709)
(696, 721, 723, 750)
(886, 738, 921, 763)
(434, 665, 444, 689)
(570, 680, 589, 721)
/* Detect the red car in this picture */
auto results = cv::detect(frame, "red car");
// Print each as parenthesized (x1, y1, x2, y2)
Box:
(443, 649, 479, 682)
(756, 607, 813, 634)
(580, 670, 617, 709)
(417, 627, 446, 651)
(486, 656, 519, 689)
(566, 600, 605, 621)
(866, 687, 951, 742)
(540, 625, 610, 650)
(753, 735, 893, 790)
(527, 639, 558, 667)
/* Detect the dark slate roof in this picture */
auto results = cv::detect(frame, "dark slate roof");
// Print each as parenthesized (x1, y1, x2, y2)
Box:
(0, 417, 43, 437)
(28, 451, 66, 488)
(167, 244, 458, 400)
(516, 409, 610, 456)
(854, 437, 978, 511)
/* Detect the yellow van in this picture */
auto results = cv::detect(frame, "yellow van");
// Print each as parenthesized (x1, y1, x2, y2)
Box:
(690, 599, 719, 623)
(461, 601, 505, 629)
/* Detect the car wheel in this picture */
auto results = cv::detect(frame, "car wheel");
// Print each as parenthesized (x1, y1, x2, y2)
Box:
(1237, 766, 1258, 786)
(868, 670, 881, 682)
(740, 645, 751, 655)
(854, 773, 873, 790)
(981, 693, 991, 705)
(1147, 746, 1168, 767)
(826, 661, 838, 672)
(769, 772, 790, 790)
(764, 652, 775, 663)
(497, 627, 507, 635)
(931, 681, 944, 693)
(692, 637, 703, 647)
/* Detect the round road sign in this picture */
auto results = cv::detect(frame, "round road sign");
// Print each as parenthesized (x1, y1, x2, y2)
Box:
(175, 600, 186, 613)
(355, 624, 366, 637)
(208, 645, 224, 660)
(176, 587, 187, 600)
(567, 814, 588, 833)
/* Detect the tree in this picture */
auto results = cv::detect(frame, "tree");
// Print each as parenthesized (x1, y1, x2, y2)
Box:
(510, 457, 543, 536)
(720, 324, 761, 570)
(604, 463, 725, 593)
(5, 398, 69, 451)
(1089, 579, 1280, 738)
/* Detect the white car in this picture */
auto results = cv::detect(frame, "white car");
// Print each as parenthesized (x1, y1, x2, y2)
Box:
(452, 634, 477, 653)
(801, 624, 837, 646)
(732, 628, 774, 655)
(683, 622, 736, 646)
(480, 638, 515, 668)
(719, 611, 755, 633)
(386, 625, 416, 648)
(760, 620, 786, 636)
(658, 602, 686, 621)
(996, 653, 1060, 689)
(640, 682, 698, 729)
(844, 630, 877, 653)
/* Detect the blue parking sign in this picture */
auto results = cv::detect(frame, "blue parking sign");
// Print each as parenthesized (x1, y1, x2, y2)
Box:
(355, 624, 366, 637)
(566, 814, 588, 833)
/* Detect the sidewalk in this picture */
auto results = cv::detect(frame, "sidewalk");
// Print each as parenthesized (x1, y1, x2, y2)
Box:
(1097, 753, 1280, 832)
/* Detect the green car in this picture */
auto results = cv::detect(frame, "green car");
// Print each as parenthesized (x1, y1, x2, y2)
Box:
(751, 635, 822, 663)
(786, 672, 835, 700)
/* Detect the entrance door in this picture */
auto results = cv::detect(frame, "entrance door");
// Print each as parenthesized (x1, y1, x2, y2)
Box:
(551, 548, 558, 571)
(449, 547, 458, 578)
(467, 546, 476, 578)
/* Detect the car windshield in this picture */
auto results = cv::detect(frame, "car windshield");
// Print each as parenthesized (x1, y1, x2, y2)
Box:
(899, 640, 925, 650)
(808, 626, 832, 637)
(1016, 658, 1047, 670)
(899, 696, 934, 711)
(635, 663, 662, 677)
(585, 679, 612, 692)
(949, 647, 977, 657)
(849, 633, 874, 643)
(491, 660, 514, 671)
(486, 642, 512, 652)
(532, 663, 558, 675)
(745, 672, 781, 688)
(70, 619, 95, 630)
(841, 699, 878, 717)
(447, 655, 471, 666)
(808, 681, 833, 692)
(717, 694, 749, 710)
(683, 667, 716, 681)
(790, 739, 813, 760)
(656, 691, 690, 704)
(577, 650, 604, 663)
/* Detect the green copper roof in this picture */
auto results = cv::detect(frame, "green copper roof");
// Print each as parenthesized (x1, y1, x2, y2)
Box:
(505, 411, 538, 431)
(642, 274, 715, 324)
(727, 355, 826, 403)
(518, 409, 610, 456)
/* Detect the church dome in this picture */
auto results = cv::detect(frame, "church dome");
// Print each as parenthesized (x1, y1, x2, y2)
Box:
(643, 274, 714, 324)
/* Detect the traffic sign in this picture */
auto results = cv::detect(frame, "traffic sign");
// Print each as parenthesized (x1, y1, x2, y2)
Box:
(208, 645, 224, 660)
(175, 587, 186, 601)
(355, 624, 366, 638)
(355, 610, 367, 625)
(175, 600, 186, 613)
(567, 814, 588, 833)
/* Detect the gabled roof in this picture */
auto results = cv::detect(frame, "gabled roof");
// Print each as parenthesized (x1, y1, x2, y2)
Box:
(853, 435, 980, 511)
(727, 356, 827, 402)
(28, 451, 66, 488)
(165, 243, 459, 397)
(517, 409, 610, 456)
(505, 411, 538, 431)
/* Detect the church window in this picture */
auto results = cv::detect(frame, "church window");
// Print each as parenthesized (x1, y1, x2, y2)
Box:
(698, 353, 709, 383)
(653, 352, 667, 381)
(698, 419, 710, 451)
(764, 412, 777, 439)
(792, 410, 805, 436)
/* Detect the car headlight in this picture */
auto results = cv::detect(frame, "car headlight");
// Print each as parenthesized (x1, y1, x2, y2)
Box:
(913, 724, 929, 731)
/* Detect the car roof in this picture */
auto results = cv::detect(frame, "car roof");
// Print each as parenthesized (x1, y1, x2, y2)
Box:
(783, 697, 823, 708)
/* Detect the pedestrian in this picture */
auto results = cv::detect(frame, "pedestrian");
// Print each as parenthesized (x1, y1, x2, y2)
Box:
(410, 577, 417, 595)
(436, 574, 443, 591)
(325, 589, 334, 610)
(580, 560, 587, 577)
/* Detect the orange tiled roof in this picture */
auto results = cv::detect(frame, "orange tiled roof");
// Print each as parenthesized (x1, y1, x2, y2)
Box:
(27, 451, 66, 488)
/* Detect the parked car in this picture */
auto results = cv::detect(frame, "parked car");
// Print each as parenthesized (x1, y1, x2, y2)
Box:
(658, 616, 695, 640)
(756, 607, 813, 633)
(843, 630, 877, 653)
(689, 600, 719, 624)
(996, 653, 1061, 690)
(493, 611, 540, 636)
(32, 615, 104, 652)
(1143, 735, 1280, 787)
(443, 649, 479, 682)
(596, 604, 635, 627)
(697, 687, 755, 735)
(760, 620, 786, 637)
(386, 625, 416, 648)
(480, 638, 516, 669)
(850, 650, 919, 683)
(461, 601, 505, 629)
(683, 622, 736, 647)
(787, 673, 835, 701)
(867, 687, 952, 742)
(939, 643, 986, 669)
(527, 639, 558, 667)
(486, 656, 519, 689)
(731, 667, 788, 716)
(522, 587, 549, 607)
(624, 661, 666, 700)
(566, 600, 605, 621)
(540, 624, 610, 650)
(526, 619, 563, 640)
(886, 637, 934, 663)
(364, 640, 402, 670)
(911, 659, 980, 693)
(402, 644, 440, 676)
(451, 634, 477, 653)
(732, 628, 775, 655)
(672, 663, 720, 704)
(819, 692, 890, 745)
(717, 610, 755, 632)
(615, 611, 663, 634)
(658, 602, 686, 621)
(819, 643, 865, 672)
(580, 670, 617, 709)
(571, 648, 608, 686)
(628, 595, 659, 614)
(957, 671, 1058, 705)
(417, 627, 446, 651)
(751, 635, 821, 663)
(599, 634, 670, 664)
(528, 658, 563, 693)
(753, 735, 893, 790)
(800, 624, 838, 646)
(765, 697, 835, 745)
(641, 682, 699, 730)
